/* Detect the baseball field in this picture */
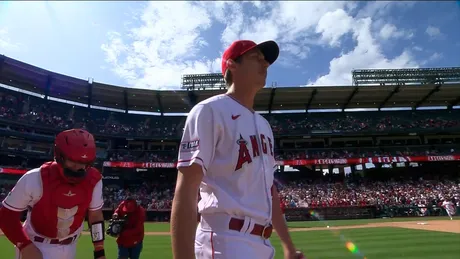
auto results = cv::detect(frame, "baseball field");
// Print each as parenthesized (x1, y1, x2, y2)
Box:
(1, 217, 459, 259)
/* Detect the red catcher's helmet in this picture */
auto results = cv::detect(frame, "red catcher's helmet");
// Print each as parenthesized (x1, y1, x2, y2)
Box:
(54, 129, 96, 166)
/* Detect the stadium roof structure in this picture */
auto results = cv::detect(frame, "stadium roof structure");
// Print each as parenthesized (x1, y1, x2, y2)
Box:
(1, 55, 459, 114)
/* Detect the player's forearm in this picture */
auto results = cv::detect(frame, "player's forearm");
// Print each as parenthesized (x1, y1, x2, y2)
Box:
(88, 209, 105, 253)
(170, 189, 198, 259)
(171, 165, 203, 259)
(271, 189, 296, 253)
(0, 207, 32, 250)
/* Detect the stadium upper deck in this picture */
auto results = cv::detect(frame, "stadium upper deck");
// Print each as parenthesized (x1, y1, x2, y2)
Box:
(1, 55, 459, 114)
(2, 84, 460, 140)
(1, 55, 460, 174)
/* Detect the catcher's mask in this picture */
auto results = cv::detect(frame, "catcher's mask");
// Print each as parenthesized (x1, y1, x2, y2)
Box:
(54, 129, 96, 182)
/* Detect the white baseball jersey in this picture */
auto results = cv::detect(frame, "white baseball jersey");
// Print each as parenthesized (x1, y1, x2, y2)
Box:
(442, 201, 455, 214)
(2, 168, 104, 239)
(177, 94, 276, 225)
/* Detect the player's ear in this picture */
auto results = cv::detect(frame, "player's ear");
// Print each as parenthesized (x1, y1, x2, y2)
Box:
(226, 59, 238, 72)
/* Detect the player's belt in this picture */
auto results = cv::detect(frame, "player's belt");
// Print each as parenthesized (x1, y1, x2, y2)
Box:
(228, 217, 273, 239)
(33, 234, 78, 245)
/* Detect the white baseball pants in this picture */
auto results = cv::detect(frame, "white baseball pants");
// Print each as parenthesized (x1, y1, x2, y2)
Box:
(16, 238, 78, 259)
(195, 214, 275, 259)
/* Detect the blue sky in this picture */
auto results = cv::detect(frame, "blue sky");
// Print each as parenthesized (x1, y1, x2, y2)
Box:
(0, 1, 459, 90)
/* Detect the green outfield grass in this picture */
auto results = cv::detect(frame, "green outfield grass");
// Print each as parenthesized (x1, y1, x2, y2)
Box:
(1, 217, 459, 259)
(138, 216, 457, 232)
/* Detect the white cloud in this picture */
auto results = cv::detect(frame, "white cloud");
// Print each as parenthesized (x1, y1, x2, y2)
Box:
(101, 2, 220, 89)
(0, 28, 22, 53)
(425, 26, 443, 39)
(356, 1, 416, 20)
(102, 1, 419, 89)
(310, 17, 418, 86)
(420, 52, 443, 66)
(428, 52, 443, 61)
(379, 24, 414, 40)
(316, 9, 354, 47)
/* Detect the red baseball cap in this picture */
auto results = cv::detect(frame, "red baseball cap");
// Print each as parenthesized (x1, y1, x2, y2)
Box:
(221, 40, 279, 76)
(122, 199, 137, 213)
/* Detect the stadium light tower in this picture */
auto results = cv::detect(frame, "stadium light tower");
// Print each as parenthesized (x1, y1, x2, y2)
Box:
(181, 73, 226, 90)
(352, 67, 460, 86)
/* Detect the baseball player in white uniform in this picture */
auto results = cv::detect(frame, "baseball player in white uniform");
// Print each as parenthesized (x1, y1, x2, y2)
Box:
(0, 129, 106, 259)
(442, 199, 456, 220)
(171, 40, 305, 259)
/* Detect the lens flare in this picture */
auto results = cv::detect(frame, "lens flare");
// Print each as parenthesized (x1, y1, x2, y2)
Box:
(346, 241, 358, 253)
(307, 209, 367, 258)
(275, 179, 367, 258)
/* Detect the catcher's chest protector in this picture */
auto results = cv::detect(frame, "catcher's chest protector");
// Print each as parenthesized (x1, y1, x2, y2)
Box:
(31, 162, 101, 239)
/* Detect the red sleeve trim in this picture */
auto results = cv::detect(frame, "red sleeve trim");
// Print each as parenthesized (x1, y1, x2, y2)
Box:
(2, 201, 27, 212)
(177, 157, 207, 171)
(89, 203, 104, 211)
(210, 231, 215, 259)
(0, 207, 31, 248)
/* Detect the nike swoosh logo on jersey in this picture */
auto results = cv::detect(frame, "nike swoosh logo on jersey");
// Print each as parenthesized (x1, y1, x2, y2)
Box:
(232, 114, 241, 120)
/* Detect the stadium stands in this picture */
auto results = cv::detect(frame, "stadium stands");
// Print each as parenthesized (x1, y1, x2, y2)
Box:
(0, 55, 459, 221)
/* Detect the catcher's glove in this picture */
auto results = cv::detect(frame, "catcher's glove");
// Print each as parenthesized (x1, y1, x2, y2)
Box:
(106, 216, 127, 237)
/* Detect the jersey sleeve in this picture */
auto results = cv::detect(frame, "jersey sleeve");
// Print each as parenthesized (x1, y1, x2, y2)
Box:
(2, 171, 38, 212)
(113, 201, 125, 215)
(177, 103, 218, 173)
(89, 179, 104, 211)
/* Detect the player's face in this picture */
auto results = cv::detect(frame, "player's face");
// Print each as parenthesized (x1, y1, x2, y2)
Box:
(238, 48, 269, 88)
(64, 160, 87, 171)
(63, 160, 88, 183)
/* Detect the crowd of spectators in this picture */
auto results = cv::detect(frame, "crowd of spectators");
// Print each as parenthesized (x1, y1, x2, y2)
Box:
(2, 91, 460, 139)
(0, 183, 14, 203)
(108, 150, 176, 163)
(1, 89, 460, 213)
(5, 178, 458, 211)
(267, 111, 460, 135)
(276, 146, 457, 160)
(105, 145, 457, 163)
(0, 91, 181, 138)
(102, 181, 174, 210)
(1, 89, 460, 183)
(278, 179, 460, 208)
(0, 143, 456, 166)
(2, 176, 459, 212)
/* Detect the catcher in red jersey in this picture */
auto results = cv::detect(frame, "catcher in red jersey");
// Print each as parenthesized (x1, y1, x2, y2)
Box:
(0, 129, 106, 259)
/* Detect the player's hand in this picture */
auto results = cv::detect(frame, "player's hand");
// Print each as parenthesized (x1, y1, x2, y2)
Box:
(284, 249, 305, 259)
(20, 243, 43, 259)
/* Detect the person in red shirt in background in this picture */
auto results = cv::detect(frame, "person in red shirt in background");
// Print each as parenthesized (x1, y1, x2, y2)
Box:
(112, 198, 145, 259)
(280, 198, 287, 222)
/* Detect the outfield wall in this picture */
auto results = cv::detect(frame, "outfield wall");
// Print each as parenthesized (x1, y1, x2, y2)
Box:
(94, 205, 458, 222)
